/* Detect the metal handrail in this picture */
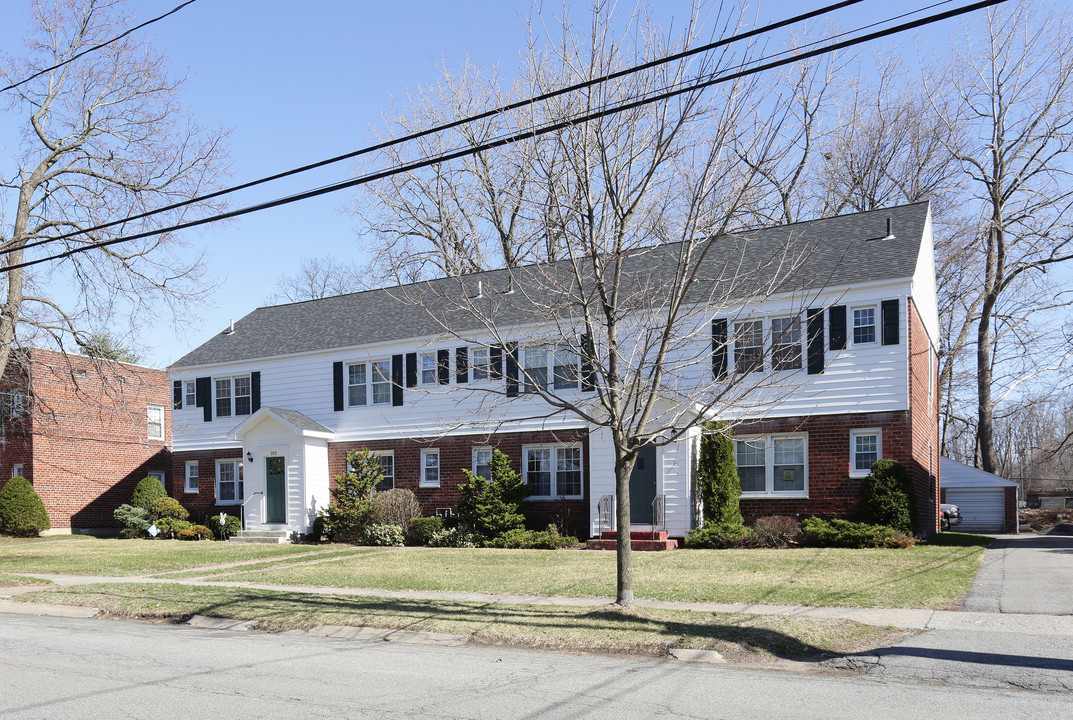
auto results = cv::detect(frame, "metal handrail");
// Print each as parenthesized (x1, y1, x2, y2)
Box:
(652, 494, 666, 538)
(598, 494, 615, 534)
(240, 491, 264, 531)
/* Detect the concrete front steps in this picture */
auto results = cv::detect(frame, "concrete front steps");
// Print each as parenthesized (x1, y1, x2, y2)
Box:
(585, 530, 679, 551)
(228, 529, 289, 544)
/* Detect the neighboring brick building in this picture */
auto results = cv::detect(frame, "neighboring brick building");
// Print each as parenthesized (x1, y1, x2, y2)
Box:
(0, 348, 171, 533)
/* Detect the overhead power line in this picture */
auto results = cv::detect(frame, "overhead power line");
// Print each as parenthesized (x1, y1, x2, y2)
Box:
(5, 0, 1006, 274)
(4, 0, 870, 259)
(0, 0, 198, 95)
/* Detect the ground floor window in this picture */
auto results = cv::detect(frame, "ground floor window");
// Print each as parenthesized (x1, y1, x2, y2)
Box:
(850, 429, 881, 477)
(376, 451, 395, 492)
(184, 461, 199, 493)
(736, 434, 807, 497)
(216, 459, 244, 503)
(420, 448, 440, 487)
(523, 444, 582, 499)
(473, 447, 493, 481)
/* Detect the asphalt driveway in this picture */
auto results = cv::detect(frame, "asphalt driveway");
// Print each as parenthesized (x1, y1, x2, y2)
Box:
(962, 533, 1073, 615)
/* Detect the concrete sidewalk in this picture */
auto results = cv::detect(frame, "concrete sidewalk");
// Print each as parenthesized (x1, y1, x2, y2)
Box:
(5, 569, 1073, 636)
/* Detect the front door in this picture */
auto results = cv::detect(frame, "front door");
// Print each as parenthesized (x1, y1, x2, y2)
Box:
(265, 456, 286, 524)
(630, 446, 657, 525)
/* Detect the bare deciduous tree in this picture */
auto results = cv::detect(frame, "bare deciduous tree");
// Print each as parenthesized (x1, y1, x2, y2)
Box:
(927, 4, 1073, 473)
(0, 0, 228, 381)
(358, 2, 830, 606)
(268, 255, 365, 303)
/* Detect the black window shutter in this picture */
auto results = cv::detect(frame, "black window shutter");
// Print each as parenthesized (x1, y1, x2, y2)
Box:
(580, 334, 595, 392)
(829, 305, 847, 350)
(332, 362, 344, 412)
(405, 352, 417, 388)
(172, 380, 182, 410)
(490, 345, 503, 379)
(455, 347, 469, 384)
(392, 354, 404, 406)
(881, 299, 900, 345)
(251, 371, 261, 412)
(195, 377, 212, 422)
(711, 319, 728, 380)
(806, 309, 824, 375)
(436, 349, 450, 385)
(505, 342, 519, 397)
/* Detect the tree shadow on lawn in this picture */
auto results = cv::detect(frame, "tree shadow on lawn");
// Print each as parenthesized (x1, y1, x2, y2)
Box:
(86, 585, 842, 662)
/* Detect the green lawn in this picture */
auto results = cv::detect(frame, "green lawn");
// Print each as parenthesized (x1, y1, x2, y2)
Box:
(0, 537, 357, 576)
(16, 582, 913, 661)
(210, 545, 984, 609)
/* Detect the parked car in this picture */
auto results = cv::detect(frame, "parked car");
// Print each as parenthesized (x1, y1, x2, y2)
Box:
(940, 503, 962, 531)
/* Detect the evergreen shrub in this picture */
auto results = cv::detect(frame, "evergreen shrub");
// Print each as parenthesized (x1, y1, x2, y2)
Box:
(177, 524, 213, 541)
(485, 524, 578, 549)
(362, 523, 405, 546)
(697, 423, 743, 526)
(802, 517, 915, 549)
(206, 513, 242, 540)
(859, 459, 916, 534)
(456, 449, 529, 538)
(684, 520, 752, 549)
(0, 477, 50, 537)
(131, 476, 167, 510)
(114, 504, 150, 538)
(320, 448, 382, 541)
(405, 516, 444, 545)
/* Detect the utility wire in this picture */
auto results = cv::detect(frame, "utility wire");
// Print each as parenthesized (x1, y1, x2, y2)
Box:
(3, 0, 870, 259)
(5, 0, 1004, 274)
(0, 0, 198, 95)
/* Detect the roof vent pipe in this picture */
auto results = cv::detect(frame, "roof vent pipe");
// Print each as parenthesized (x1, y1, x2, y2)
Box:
(504, 276, 514, 294)
(223, 319, 235, 335)
(884, 217, 895, 240)
(473, 280, 483, 300)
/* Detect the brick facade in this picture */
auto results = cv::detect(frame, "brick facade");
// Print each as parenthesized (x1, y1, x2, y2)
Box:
(168, 447, 247, 520)
(907, 298, 941, 534)
(0, 349, 171, 531)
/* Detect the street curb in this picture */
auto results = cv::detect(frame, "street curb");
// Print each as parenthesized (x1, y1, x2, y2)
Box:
(669, 648, 726, 664)
(308, 624, 469, 646)
(187, 614, 260, 631)
(0, 599, 98, 619)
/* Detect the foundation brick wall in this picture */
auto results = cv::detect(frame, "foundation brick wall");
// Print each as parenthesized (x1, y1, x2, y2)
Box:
(330, 429, 591, 538)
(907, 298, 941, 534)
(0, 349, 171, 531)
(169, 447, 246, 520)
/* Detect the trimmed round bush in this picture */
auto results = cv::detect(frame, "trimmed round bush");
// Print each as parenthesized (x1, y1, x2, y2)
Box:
(149, 496, 190, 521)
(206, 513, 242, 540)
(428, 526, 482, 548)
(371, 489, 421, 530)
(802, 517, 915, 548)
(406, 516, 444, 545)
(131, 476, 167, 511)
(178, 524, 213, 541)
(362, 523, 405, 547)
(684, 520, 752, 549)
(153, 518, 192, 539)
(486, 525, 579, 549)
(0, 476, 50, 537)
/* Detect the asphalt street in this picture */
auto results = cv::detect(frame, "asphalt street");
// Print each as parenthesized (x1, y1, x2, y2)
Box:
(823, 533, 1073, 692)
(0, 614, 1066, 720)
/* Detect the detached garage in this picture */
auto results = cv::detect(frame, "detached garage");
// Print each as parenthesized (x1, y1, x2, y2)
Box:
(940, 457, 1019, 534)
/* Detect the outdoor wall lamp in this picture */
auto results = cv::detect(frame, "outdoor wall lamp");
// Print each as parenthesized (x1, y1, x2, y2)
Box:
(246, 451, 253, 462)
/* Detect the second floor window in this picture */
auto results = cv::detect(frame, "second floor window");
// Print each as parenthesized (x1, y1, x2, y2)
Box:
(147, 404, 165, 440)
(522, 346, 548, 392)
(420, 353, 437, 384)
(471, 347, 490, 381)
(853, 307, 877, 345)
(771, 316, 802, 371)
(734, 320, 763, 373)
(184, 381, 196, 407)
(347, 361, 392, 406)
(522, 344, 579, 392)
(215, 376, 251, 418)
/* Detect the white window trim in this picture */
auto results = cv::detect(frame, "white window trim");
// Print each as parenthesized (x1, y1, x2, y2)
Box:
(147, 404, 165, 441)
(346, 360, 392, 407)
(214, 375, 252, 418)
(215, 458, 243, 505)
(470, 346, 491, 383)
(520, 344, 580, 392)
(770, 315, 803, 372)
(850, 305, 879, 347)
(419, 352, 438, 385)
(12, 463, 24, 478)
(522, 443, 584, 500)
(375, 450, 395, 492)
(737, 433, 808, 498)
(849, 428, 882, 478)
(420, 448, 440, 488)
(148, 470, 165, 485)
(184, 460, 199, 494)
(472, 446, 493, 480)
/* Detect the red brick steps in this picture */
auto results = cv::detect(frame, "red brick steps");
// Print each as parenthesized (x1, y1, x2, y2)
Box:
(585, 530, 679, 551)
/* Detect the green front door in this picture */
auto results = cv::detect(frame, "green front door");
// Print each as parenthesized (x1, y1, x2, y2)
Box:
(630, 446, 657, 525)
(265, 456, 286, 524)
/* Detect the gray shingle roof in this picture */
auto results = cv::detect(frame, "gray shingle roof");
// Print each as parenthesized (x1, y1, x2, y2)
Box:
(171, 202, 930, 368)
(262, 407, 333, 435)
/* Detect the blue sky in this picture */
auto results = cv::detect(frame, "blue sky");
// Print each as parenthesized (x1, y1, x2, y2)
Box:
(0, 1, 1026, 367)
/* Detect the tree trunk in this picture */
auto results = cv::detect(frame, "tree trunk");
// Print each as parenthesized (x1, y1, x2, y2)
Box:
(613, 450, 635, 607)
